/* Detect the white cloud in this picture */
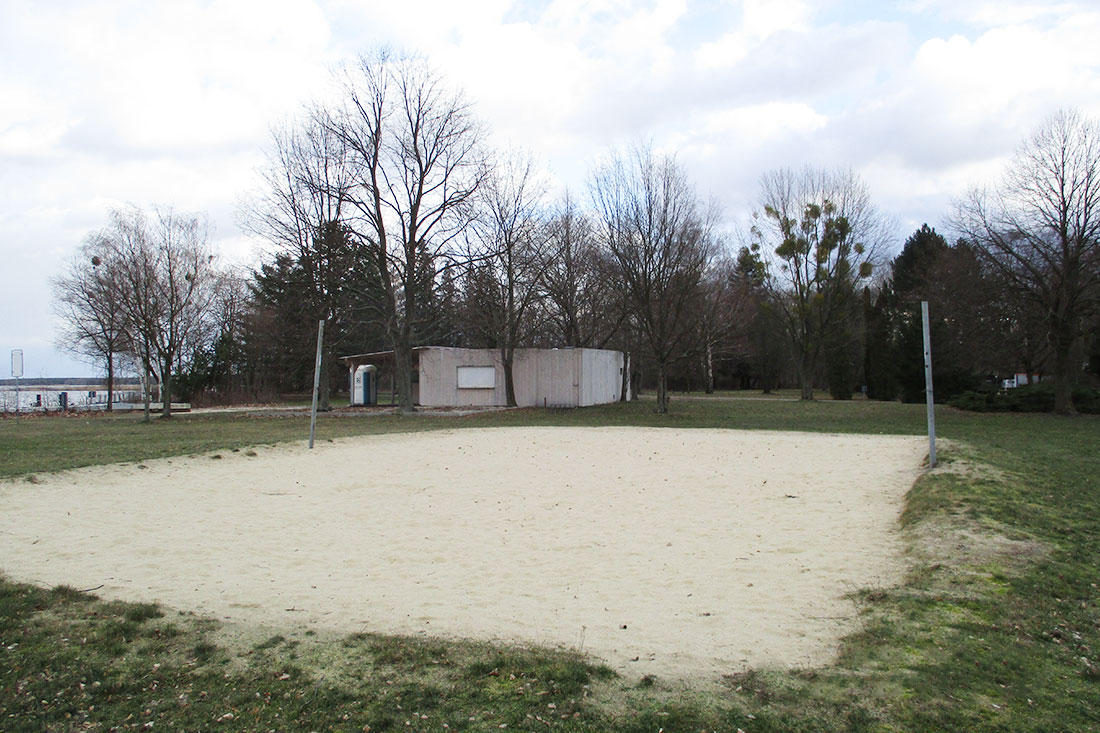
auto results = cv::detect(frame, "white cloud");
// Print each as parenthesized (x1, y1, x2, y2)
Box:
(695, 31, 750, 69)
(912, 21, 1100, 117)
(692, 102, 828, 143)
(900, 0, 1083, 27)
(695, 0, 811, 70)
(837, 9, 1100, 175)
(602, 0, 687, 73)
(743, 0, 810, 39)
(0, 84, 68, 158)
(2, 0, 332, 158)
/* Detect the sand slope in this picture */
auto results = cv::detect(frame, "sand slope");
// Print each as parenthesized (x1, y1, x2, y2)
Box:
(0, 427, 925, 678)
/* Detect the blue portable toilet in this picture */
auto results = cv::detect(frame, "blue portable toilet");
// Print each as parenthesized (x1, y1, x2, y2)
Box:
(351, 364, 377, 406)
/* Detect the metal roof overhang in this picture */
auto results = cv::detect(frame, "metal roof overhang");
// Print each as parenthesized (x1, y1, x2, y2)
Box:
(340, 347, 438, 371)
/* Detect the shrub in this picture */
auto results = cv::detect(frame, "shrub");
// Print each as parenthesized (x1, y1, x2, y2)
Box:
(949, 382, 1100, 413)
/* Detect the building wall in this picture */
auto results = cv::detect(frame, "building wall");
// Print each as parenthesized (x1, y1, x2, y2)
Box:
(417, 347, 625, 408)
(580, 348, 627, 406)
(0, 384, 142, 412)
(418, 348, 503, 407)
(512, 348, 576, 407)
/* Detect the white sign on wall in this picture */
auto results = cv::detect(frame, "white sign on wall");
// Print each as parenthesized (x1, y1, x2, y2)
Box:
(456, 365, 496, 389)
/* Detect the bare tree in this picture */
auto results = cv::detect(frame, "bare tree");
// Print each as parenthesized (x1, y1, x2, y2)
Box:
(693, 257, 753, 393)
(590, 144, 718, 414)
(749, 167, 889, 400)
(327, 51, 487, 412)
(244, 114, 355, 258)
(240, 112, 360, 409)
(954, 109, 1100, 413)
(51, 237, 131, 410)
(200, 268, 252, 401)
(106, 206, 218, 419)
(542, 190, 625, 349)
(93, 207, 158, 418)
(463, 151, 550, 406)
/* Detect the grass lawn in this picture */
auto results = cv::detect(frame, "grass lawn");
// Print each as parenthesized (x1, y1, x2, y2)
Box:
(1, 394, 1099, 730)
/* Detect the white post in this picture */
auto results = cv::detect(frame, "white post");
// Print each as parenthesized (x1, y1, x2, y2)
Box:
(308, 319, 325, 449)
(921, 301, 936, 468)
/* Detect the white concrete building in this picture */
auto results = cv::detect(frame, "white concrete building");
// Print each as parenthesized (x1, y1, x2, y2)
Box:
(0, 378, 142, 412)
(341, 346, 628, 408)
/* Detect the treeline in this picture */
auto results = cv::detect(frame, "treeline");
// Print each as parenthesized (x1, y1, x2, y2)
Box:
(53, 54, 1100, 414)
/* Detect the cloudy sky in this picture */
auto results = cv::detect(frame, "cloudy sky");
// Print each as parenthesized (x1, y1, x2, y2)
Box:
(2, 0, 1099, 377)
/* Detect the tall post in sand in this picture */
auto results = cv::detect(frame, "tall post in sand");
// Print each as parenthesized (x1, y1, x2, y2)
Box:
(921, 301, 936, 468)
(309, 320, 325, 449)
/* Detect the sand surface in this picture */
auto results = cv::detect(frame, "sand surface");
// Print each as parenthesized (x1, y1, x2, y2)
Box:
(0, 427, 925, 678)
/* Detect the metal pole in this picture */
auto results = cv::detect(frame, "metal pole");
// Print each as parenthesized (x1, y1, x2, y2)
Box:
(921, 301, 936, 468)
(308, 319, 325, 449)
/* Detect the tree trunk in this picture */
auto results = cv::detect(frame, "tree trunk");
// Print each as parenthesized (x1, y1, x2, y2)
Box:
(799, 353, 815, 400)
(704, 343, 715, 394)
(862, 286, 873, 399)
(619, 352, 630, 402)
(1052, 329, 1076, 414)
(318, 348, 331, 412)
(105, 352, 114, 412)
(161, 356, 172, 419)
(760, 362, 774, 394)
(320, 376, 331, 411)
(141, 366, 151, 424)
(502, 347, 517, 408)
(655, 362, 669, 414)
(393, 337, 416, 414)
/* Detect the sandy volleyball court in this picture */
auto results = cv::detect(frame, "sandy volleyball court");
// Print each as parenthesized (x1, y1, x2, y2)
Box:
(0, 427, 925, 678)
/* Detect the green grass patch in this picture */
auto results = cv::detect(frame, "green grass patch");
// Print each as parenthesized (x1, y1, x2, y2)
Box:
(2, 395, 1100, 729)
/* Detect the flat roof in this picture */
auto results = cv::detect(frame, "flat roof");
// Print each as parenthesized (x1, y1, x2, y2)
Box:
(340, 346, 605, 364)
(340, 346, 483, 362)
